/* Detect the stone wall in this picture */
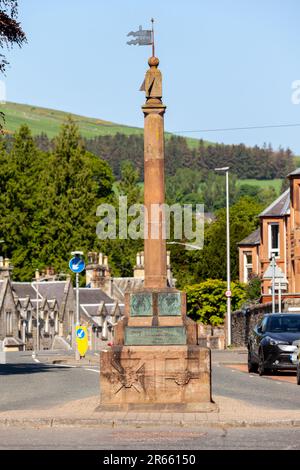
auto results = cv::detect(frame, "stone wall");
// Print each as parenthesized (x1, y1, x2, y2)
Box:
(197, 324, 225, 350)
(231, 302, 274, 347)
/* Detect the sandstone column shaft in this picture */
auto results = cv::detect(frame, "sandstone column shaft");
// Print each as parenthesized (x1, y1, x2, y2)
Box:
(142, 58, 167, 289)
(143, 107, 167, 288)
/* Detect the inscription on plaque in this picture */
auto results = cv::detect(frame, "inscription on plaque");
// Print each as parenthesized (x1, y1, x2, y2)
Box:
(158, 292, 181, 316)
(130, 293, 153, 317)
(125, 326, 187, 346)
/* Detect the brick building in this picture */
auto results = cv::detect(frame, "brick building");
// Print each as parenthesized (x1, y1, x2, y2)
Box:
(238, 169, 300, 306)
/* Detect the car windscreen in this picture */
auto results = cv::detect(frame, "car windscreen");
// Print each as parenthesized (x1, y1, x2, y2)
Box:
(267, 316, 300, 333)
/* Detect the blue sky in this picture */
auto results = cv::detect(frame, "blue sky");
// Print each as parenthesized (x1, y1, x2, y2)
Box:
(4, 0, 300, 152)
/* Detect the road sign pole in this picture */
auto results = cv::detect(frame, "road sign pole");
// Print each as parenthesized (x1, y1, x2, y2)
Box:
(69, 252, 85, 361)
(75, 272, 80, 361)
(272, 254, 276, 314)
(278, 279, 282, 314)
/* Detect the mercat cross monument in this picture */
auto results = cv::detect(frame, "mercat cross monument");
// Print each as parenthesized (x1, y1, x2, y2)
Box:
(99, 22, 215, 412)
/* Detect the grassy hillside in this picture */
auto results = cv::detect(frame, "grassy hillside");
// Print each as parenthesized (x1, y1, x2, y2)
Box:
(237, 178, 283, 193)
(0, 101, 204, 147)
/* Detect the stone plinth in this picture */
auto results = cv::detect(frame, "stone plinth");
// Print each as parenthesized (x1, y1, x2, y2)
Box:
(99, 289, 216, 412)
(100, 345, 214, 412)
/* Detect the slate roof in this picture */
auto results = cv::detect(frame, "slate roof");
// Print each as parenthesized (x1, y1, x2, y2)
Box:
(288, 168, 300, 177)
(238, 228, 261, 246)
(36, 282, 68, 307)
(113, 278, 144, 298)
(259, 189, 290, 217)
(12, 282, 36, 300)
(78, 288, 113, 305)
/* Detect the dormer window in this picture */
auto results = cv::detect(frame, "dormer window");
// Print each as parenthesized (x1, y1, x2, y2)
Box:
(268, 223, 280, 258)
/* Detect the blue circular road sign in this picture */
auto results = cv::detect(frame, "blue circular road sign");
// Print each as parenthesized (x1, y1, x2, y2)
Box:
(69, 257, 86, 274)
(76, 328, 86, 339)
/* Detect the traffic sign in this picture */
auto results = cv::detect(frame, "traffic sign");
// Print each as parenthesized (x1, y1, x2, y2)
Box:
(69, 257, 85, 274)
(76, 326, 89, 357)
(225, 290, 232, 298)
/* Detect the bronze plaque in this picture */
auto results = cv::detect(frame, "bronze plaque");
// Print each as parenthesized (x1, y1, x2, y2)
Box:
(125, 326, 187, 346)
(158, 292, 181, 316)
(130, 293, 153, 317)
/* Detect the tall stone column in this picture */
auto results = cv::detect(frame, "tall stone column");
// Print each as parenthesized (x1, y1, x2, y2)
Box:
(142, 57, 167, 289)
(99, 55, 214, 413)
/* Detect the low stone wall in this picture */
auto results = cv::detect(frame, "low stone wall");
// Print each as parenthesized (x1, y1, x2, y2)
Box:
(197, 324, 225, 350)
(231, 302, 274, 347)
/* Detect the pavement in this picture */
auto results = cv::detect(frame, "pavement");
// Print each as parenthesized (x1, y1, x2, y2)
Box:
(0, 348, 300, 430)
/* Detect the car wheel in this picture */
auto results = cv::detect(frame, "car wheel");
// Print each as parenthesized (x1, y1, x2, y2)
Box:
(258, 349, 268, 376)
(297, 364, 300, 386)
(248, 348, 258, 373)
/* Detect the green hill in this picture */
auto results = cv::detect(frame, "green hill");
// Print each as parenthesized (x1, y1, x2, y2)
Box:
(0, 101, 203, 147)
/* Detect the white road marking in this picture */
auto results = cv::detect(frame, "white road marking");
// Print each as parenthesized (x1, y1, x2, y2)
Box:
(86, 368, 100, 374)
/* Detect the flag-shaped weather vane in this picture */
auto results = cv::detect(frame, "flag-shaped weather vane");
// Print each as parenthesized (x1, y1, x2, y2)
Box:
(127, 18, 156, 57)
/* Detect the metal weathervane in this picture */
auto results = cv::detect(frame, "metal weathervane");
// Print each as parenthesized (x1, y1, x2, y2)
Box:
(127, 18, 156, 56)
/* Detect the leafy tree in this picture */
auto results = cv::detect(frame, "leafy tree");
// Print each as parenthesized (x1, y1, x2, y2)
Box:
(171, 196, 263, 288)
(245, 275, 262, 302)
(0, 1, 26, 126)
(185, 279, 246, 326)
(116, 160, 143, 206)
(0, 121, 114, 280)
(0, 0, 26, 73)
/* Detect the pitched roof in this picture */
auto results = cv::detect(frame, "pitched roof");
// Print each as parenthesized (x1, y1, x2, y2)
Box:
(13, 281, 69, 312)
(238, 228, 261, 246)
(12, 282, 36, 300)
(259, 189, 290, 217)
(36, 282, 69, 307)
(288, 168, 300, 177)
(78, 288, 113, 305)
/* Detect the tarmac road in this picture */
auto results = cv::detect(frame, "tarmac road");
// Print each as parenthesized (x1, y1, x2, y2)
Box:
(0, 425, 299, 450)
(0, 358, 99, 412)
(1, 350, 300, 450)
(0, 350, 299, 412)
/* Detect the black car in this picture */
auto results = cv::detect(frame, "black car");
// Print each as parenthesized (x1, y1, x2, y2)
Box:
(248, 313, 300, 376)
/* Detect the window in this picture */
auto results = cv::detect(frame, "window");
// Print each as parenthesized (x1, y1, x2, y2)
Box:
(6, 312, 13, 336)
(243, 251, 253, 283)
(44, 312, 49, 334)
(261, 318, 268, 333)
(54, 313, 59, 334)
(27, 311, 32, 334)
(268, 223, 279, 258)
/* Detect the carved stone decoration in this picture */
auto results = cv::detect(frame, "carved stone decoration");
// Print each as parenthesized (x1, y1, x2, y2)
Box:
(174, 370, 192, 387)
(111, 359, 145, 395)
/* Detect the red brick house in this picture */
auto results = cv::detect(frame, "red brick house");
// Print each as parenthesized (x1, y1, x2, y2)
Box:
(238, 169, 300, 306)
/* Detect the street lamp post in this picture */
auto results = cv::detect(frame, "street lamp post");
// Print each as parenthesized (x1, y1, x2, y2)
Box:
(215, 167, 231, 347)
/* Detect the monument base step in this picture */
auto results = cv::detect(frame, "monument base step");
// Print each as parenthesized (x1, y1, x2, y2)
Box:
(95, 401, 218, 413)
